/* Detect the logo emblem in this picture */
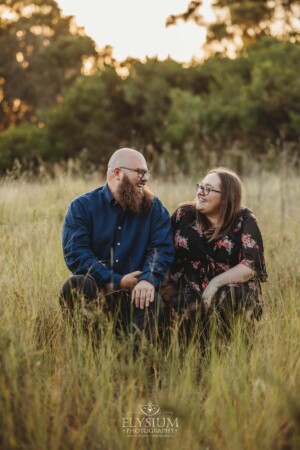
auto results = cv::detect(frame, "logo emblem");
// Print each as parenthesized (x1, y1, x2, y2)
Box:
(140, 402, 160, 416)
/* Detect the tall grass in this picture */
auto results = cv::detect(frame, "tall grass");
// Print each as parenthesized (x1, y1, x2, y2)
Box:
(0, 172, 300, 450)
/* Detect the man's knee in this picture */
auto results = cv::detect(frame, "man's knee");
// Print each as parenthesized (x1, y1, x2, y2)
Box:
(59, 275, 99, 309)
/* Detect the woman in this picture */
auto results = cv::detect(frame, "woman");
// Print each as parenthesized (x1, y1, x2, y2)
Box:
(167, 167, 268, 337)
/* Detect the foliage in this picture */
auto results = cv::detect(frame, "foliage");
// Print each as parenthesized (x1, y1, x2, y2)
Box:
(167, 0, 300, 55)
(0, 1, 300, 174)
(0, 123, 48, 171)
(0, 0, 97, 130)
(44, 68, 130, 165)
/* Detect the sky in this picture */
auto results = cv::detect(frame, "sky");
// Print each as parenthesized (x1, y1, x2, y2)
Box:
(56, 0, 214, 62)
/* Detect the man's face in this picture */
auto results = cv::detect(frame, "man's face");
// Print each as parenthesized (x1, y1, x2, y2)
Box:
(116, 173, 144, 212)
(117, 173, 153, 215)
(118, 155, 151, 192)
(110, 153, 153, 214)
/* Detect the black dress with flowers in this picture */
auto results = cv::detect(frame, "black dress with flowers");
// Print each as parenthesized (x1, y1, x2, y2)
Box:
(169, 205, 268, 313)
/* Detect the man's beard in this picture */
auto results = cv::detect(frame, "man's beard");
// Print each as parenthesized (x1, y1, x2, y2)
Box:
(117, 175, 154, 215)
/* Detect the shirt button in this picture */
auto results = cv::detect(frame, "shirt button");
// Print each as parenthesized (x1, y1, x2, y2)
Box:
(117, 242, 120, 245)
(116, 259, 119, 263)
(118, 226, 121, 229)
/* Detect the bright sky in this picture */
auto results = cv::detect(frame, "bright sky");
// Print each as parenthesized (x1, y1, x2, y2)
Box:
(57, 0, 214, 62)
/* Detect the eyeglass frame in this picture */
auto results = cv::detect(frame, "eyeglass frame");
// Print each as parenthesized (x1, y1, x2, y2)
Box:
(196, 183, 221, 196)
(119, 166, 151, 179)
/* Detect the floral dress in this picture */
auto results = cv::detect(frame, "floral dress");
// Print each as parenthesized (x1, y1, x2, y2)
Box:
(169, 205, 268, 311)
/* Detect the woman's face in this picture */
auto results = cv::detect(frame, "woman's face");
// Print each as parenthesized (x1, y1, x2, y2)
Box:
(195, 173, 222, 217)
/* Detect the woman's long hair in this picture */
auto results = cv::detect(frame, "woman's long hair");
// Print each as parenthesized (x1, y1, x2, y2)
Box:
(196, 167, 242, 241)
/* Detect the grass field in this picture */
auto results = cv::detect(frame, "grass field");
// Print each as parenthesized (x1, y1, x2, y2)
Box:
(0, 172, 300, 450)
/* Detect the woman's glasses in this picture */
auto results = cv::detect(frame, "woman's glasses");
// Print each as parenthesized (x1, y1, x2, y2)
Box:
(196, 183, 221, 196)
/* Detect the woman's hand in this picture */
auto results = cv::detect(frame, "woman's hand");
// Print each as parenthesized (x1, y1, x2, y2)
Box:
(202, 264, 255, 310)
(202, 279, 219, 310)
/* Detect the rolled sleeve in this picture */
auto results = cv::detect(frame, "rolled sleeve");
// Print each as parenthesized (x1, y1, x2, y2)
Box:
(240, 214, 268, 282)
(139, 199, 174, 287)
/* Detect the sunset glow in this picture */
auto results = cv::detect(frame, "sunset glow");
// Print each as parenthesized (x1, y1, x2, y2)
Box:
(56, 0, 214, 62)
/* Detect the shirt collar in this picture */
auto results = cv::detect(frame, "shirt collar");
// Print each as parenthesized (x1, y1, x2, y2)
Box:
(103, 183, 119, 207)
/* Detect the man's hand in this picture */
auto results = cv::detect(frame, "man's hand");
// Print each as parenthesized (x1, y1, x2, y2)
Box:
(202, 279, 219, 310)
(120, 271, 142, 290)
(132, 280, 155, 309)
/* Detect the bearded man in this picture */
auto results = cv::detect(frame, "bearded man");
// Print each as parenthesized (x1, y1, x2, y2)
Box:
(60, 148, 174, 338)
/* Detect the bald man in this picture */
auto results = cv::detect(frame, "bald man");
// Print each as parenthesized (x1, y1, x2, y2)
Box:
(60, 148, 174, 338)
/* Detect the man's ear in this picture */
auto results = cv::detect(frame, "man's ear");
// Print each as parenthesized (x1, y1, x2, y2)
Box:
(114, 167, 121, 179)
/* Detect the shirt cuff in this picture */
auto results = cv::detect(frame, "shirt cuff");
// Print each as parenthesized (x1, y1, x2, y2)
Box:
(139, 272, 160, 288)
(112, 273, 123, 289)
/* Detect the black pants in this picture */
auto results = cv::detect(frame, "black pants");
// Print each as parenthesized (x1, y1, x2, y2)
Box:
(163, 282, 262, 344)
(59, 275, 161, 340)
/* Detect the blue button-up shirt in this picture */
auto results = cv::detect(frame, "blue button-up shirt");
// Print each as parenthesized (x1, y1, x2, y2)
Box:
(62, 184, 174, 288)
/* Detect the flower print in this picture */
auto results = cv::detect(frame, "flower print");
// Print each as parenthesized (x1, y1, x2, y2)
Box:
(176, 208, 186, 222)
(242, 234, 259, 249)
(240, 258, 255, 271)
(170, 272, 183, 282)
(192, 223, 203, 236)
(223, 238, 234, 253)
(233, 218, 243, 232)
(191, 260, 200, 269)
(216, 262, 229, 272)
(215, 239, 222, 249)
(206, 254, 215, 266)
(190, 281, 201, 292)
(215, 237, 234, 254)
(174, 230, 189, 249)
(248, 281, 256, 290)
(260, 272, 268, 282)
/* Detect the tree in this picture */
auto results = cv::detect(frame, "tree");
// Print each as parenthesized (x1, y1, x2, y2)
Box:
(0, 0, 97, 130)
(44, 68, 131, 165)
(167, 0, 300, 55)
(0, 122, 48, 171)
(122, 57, 209, 154)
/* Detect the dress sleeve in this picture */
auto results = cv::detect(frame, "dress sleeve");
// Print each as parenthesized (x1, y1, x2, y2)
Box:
(240, 212, 268, 282)
(171, 207, 180, 231)
(169, 207, 188, 284)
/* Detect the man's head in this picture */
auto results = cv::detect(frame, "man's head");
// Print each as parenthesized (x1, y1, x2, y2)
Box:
(107, 148, 153, 215)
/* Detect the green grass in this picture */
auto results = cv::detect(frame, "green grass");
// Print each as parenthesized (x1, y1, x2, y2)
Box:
(0, 173, 300, 450)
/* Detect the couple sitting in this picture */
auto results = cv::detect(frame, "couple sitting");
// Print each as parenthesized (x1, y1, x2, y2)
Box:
(60, 148, 267, 341)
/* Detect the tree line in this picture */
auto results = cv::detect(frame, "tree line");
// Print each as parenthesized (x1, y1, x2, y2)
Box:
(0, 0, 299, 175)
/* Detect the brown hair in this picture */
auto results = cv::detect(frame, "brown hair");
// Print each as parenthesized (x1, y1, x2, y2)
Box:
(196, 167, 242, 241)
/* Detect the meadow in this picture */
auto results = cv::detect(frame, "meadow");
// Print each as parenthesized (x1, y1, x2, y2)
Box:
(0, 171, 299, 450)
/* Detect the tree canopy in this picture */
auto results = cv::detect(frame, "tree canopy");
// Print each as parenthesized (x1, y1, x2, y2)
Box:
(167, 0, 300, 55)
(0, 0, 299, 174)
(0, 0, 97, 130)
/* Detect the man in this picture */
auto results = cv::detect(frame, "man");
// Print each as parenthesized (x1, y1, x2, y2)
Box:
(60, 148, 174, 338)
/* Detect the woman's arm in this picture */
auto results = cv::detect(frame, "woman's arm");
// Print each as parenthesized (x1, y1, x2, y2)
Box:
(202, 211, 267, 309)
(202, 263, 255, 308)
